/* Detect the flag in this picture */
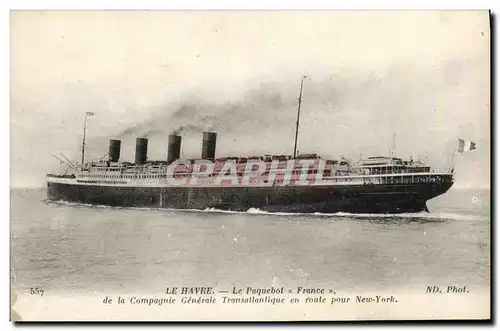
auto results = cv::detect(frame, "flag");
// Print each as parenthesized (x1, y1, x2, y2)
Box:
(86, 112, 95, 117)
(457, 138, 476, 153)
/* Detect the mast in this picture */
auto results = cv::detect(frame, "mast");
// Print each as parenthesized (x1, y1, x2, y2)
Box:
(448, 139, 459, 173)
(81, 112, 88, 167)
(293, 75, 306, 158)
(80, 112, 94, 168)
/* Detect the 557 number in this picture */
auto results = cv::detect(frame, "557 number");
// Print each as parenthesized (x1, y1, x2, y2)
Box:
(30, 288, 44, 296)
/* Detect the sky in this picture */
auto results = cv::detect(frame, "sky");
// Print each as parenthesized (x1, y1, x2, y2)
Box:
(10, 11, 490, 188)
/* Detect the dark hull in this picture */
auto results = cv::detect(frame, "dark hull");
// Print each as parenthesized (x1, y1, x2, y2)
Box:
(46, 181, 453, 214)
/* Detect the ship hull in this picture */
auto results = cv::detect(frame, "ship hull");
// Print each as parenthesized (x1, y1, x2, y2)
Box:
(46, 181, 453, 214)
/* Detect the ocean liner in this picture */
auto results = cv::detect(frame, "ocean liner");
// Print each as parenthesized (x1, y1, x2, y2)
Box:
(47, 77, 454, 214)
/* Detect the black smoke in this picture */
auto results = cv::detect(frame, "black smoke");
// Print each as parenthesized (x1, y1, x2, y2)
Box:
(115, 82, 299, 140)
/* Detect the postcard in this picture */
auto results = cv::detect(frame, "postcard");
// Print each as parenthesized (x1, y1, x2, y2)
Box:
(10, 10, 490, 321)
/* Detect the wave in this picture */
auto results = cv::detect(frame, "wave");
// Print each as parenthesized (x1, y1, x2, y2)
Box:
(42, 199, 483, 222)
(211, 207, 483, 221)
(324, 211, 483, 221)
(43, 199, 97, 208)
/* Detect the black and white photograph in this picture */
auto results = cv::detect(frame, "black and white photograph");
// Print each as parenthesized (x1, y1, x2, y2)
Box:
(10, 10, 490, 321)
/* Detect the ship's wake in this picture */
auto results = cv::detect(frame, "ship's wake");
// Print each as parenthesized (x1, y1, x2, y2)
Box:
(209, 207, 482, 222)
(42, 199, 483, 222)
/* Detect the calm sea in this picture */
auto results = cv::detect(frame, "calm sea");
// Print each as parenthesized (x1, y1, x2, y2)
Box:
(11, 187, 490, 298)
